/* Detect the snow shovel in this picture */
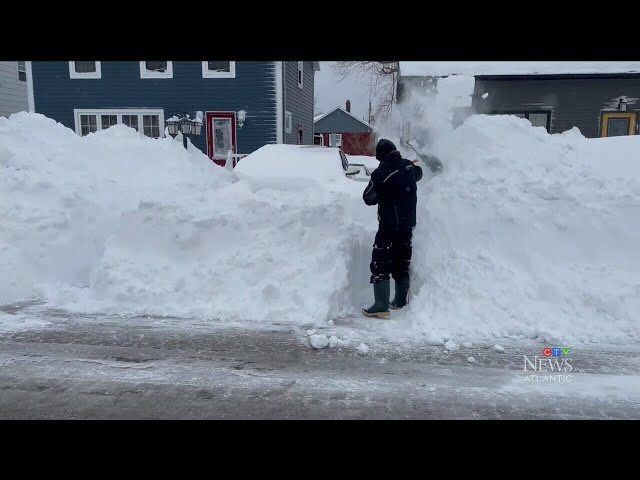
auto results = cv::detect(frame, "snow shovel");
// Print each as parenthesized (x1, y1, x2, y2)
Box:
(405, 138, 443, 176)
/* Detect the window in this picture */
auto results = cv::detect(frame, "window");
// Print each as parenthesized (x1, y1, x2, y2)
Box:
(285, 111, 292, 134)
(202, 61, 236, 78)
(527, 113, 549, 129)
(101, 115, 118, 130)
(328, 133, 342, 147)
(79, 115, 98, 136)
(74, 109, 164, 137)
(122, 114, 139, 132)
(17, 61, 26, 82)
(339, 151, 349, 171)
(297, 61, 304, 88)
(140, 61, 173, 79)
(143, 115, 160, 138)
(600, 112, 637, 137)
(69, 61, 102, 79)
(607, 117, 630, 137)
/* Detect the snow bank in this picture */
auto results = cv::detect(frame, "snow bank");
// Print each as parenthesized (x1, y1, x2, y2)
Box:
(2, 112, 639, 346)
(0, 113, 232, 304)
(1, 113, 373, 323)
(402, 114, 640, 345)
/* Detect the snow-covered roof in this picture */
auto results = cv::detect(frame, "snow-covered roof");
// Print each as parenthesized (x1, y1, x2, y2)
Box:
(313, 107, 376, 131)
(399, 61, 640, 77)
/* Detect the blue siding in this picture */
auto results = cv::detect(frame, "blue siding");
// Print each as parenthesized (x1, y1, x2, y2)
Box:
(31, 61, 277, 155)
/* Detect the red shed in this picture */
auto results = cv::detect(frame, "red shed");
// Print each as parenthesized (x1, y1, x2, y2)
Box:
(313, 101, 377, 156)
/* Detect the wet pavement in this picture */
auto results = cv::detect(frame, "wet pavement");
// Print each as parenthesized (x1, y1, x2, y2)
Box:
(1, 302, 639, 419)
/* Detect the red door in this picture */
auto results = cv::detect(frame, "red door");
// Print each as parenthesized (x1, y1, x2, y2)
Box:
(206, 112, 237, 166)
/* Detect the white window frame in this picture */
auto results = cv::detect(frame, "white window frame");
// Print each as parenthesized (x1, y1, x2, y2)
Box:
(297, 61, 304, 89)
(139, 61, 173, 79)
(285, 111, 292, 134)
(202, 61, 236, 79)
(69, 61, 102, 79)
(73, 109, 165, 137)
(328, 133, 342, 147)
(17, 61, 26, 82)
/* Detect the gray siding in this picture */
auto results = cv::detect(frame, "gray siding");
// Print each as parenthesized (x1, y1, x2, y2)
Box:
(0, 61, 28, 117)
(472, 77, 640, 138)
(31, 61, 277, 155)
(314, 108, 372, 133)
(283, 61, 314, 144)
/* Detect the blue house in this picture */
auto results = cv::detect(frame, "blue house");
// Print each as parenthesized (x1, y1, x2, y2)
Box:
(29, 61, 320, 164)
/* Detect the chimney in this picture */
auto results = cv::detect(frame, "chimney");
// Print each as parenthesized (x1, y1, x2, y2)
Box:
(346, 100, 351, 113)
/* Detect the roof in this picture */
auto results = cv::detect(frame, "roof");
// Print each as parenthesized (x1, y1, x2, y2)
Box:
(475, 72, 640, 81)
(313, 107, 375, 131)
(399, 61, 640, 77)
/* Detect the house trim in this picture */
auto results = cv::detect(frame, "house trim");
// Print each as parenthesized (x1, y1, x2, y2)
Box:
(202, 61, 236, 79)
(73, 108, 165, 137)
(139, 61, 173, 79)
(205, 111, 237, 159)
(275, 61, 284, 143)
(69, 61, 102, 79)
(26, 61, 35, 112)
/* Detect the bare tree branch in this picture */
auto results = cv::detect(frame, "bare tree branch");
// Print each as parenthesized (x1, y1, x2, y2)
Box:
(331, 62, 399, 123)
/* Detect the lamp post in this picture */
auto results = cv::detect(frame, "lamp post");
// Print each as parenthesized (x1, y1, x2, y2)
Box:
(166, 112, 202, 149)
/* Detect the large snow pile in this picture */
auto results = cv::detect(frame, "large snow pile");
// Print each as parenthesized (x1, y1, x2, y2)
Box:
(403, 115, 640, 345)
(0, 113, 372, 322)
(2, 112, 639, 346)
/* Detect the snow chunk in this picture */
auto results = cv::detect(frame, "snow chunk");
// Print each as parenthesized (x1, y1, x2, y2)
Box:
(310, 334, 329, 349)
(494, 344, 505, 353)
(444, 340, 459, 351)
(306, 329, 317, 336)
(463, 341, 473, 348)
(329, 335, 341, 348)
(467, 356, 477, 363)
(357, 343, 369, 355)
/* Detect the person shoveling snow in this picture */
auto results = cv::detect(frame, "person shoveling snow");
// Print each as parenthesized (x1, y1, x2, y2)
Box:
(361, 139, 424, 319)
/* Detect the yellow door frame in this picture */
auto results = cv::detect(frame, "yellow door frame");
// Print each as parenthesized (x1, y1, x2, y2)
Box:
(601, 111, 637, 137)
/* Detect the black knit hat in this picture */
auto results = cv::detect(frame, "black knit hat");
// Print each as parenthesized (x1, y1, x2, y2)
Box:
(375, 139, 397, 161)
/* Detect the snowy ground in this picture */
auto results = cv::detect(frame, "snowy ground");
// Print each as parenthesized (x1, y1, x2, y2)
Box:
(1, 302, 639, 419)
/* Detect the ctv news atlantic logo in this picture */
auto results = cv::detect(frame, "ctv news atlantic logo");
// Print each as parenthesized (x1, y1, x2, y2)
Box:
(523, 347, 574, 382)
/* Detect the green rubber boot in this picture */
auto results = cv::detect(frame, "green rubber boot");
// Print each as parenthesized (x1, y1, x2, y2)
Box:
(362, 280, 390, 319)
(390, 277, 410, 310)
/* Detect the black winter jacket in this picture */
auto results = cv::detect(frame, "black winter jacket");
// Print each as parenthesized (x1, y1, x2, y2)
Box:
(362, 150, 423, 231)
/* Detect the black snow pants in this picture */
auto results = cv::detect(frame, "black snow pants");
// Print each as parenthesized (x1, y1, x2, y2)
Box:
(369, 228, 413, 284)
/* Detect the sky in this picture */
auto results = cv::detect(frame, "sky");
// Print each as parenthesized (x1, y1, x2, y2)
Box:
(314, 62, 372, 121)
